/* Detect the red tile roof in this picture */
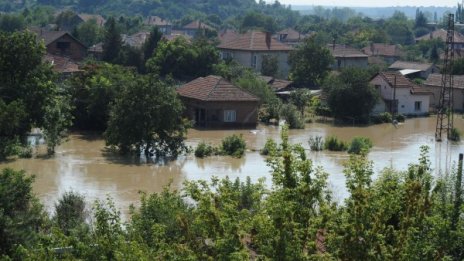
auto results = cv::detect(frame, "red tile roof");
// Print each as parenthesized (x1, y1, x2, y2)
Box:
(77, 14, 106, 26)
(177, 75, 259, 102)
(362, 43, 401, 57)
(376, 71, 432, 95)
(44, 54, 81, 73)
(424, 73, 464, 89)
(183, 20, 214, 31)
(30, 28, 87, 48)
(378, 71, 416, 88)
(218, 29, 239, 45)
(416, 29, 464, 44)
(327, 44, 368, 58)
(218, 31, 293, 51)
(275, 28, 310, 42)
(388, 60, 434, 71)
(144, 16, 171, 26)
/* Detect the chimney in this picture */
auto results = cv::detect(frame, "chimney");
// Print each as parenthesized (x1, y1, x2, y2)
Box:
(265, 32, 271, 49)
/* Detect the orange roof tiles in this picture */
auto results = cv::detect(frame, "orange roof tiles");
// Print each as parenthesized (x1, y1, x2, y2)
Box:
(218, 31, 293, 51)
(177, 75, 259, 102)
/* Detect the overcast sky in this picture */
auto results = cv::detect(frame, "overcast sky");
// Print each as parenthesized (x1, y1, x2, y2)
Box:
(276, 0, 457, 7)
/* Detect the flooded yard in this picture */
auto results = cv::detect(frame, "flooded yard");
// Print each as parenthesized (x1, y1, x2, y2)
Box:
(1, 116, 463, 216)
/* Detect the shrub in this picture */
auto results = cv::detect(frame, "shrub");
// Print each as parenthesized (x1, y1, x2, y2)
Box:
(308, 136, 324, 151)
(221, 134, 246, 158)
(279, 103, 304, 129)
(449, 127, 461, 141)
(324, 136, 348, 151)
(395, 114, 406, 122)
(194, 142, 216, 158)
(261, 138, 278, 156)
(54, 191, 87, 235)
(18, 146, 33, 158)
(371, 112, 392, 124)
(348, 136, 373, 155)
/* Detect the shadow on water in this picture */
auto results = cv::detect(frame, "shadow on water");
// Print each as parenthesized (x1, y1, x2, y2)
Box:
(101, 147, 184, 167)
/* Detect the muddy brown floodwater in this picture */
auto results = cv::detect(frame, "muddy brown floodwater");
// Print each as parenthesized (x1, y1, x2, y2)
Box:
(1, 117, 463, 218)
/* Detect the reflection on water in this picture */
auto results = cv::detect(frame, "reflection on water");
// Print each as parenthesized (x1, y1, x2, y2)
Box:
(1, 117, 463, 216)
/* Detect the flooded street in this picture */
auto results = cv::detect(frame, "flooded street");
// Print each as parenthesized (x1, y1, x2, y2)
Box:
(1, 116, 464, 216)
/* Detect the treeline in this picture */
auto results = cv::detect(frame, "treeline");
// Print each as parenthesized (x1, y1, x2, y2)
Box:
(1, 128, 463, 260)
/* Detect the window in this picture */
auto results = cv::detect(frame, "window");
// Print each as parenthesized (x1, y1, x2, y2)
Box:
(414, 101, 422, 111)
(56, 42, 70, 50)
(251, 55, 257, 68)
(222, 52, 233, 60)
(224, 110, 236, 122)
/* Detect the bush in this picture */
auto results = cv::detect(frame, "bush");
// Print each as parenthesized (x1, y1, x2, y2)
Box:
(308, 136, 324, 151)
(324, 136, 348, 151)
(371, 112, 392, 124)
(395, 114, 406, 122)
(221, 134, 246, 158)
(279, 103, 304, 129)
(348, 136, 373, 155)
(194, 142, 216, 158)
(18, 146, 33, 158)
(449, 128, 461, 142)
(54, 191, 87, 235)
(261, 138, 278, 156)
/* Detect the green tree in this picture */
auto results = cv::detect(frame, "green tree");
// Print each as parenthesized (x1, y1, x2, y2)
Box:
(102, 17, 123, 63)
(147, 37, 219, 79)
(261, 54, 278, 77)
(289, 36, 333, 88)
(0, 168, 46, 256)
(0, 13, 25, 32)
(323, 68, 378, 122)
(104, 77, 189, 158)
(67, 62, 135, 131)
(142, 26, 162, 63)
(54, 191, 87, 236)
(0, 31, 67, 157)
(75, 18, 102, 47)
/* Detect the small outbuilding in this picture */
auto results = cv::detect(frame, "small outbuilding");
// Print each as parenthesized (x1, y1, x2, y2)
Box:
(177, 75, 260, 128)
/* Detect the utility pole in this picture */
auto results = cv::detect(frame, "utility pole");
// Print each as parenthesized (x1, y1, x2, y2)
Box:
(435, 14, 455, 141)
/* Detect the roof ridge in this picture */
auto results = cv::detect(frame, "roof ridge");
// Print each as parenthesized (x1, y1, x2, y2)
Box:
(205, 76, 221, 101)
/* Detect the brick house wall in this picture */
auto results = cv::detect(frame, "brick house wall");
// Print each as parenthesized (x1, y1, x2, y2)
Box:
(181, 98, 259, 128)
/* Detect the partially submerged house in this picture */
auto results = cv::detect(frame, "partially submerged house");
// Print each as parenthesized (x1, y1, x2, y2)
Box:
(370, 72, 432, 116)
(218, 31, 293, 78)
(327, 44, 368, 70)
(362, 43, 402, 64)
(176, 75, 260, 128)
(32, 29, 87, 61)
(423, 73, 464, 112)
(388, 61, 438, 79)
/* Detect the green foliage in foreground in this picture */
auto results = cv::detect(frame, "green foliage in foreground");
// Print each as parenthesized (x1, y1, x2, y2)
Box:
(2, 128, 464, 260)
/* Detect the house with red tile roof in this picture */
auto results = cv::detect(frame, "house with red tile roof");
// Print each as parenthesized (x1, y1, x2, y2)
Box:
(218, 30, 293, 78)
(416, 29, 464, 49)
(176, 75, 260, 128)
(31, 28, 87, 61)
(182, 20, 215, 37)
(44, 54, 82, 75)
(370, 71, 432, 116)
(422, 73, 464, 112)
(388, 60, 438, 79)
(143, 16, 172, 35)
(274, 28, 312, 47)
(327, 44, 368, 70)
(362, 43, 402, 64)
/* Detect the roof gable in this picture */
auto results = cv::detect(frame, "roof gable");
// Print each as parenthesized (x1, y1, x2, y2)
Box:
(416, 29, 464, 44)
(177, 75, 259, 102)
(328, 44, 368, 58)
(218, 31, 292, 51)
(31, 28, 87, 48)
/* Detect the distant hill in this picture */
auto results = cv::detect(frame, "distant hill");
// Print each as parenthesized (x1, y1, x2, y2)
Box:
(292, 5, 456, 20)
